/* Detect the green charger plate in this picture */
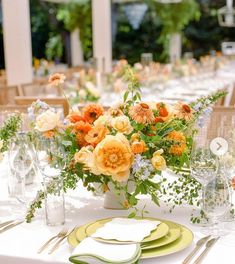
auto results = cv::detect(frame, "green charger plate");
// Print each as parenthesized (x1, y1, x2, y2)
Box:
(85, 218, 169, 244)
(141, 224, 194, 259)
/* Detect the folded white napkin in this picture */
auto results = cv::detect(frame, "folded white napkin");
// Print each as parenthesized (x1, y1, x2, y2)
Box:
(69, 237, 141, 264)
(91, 218, 161, 242)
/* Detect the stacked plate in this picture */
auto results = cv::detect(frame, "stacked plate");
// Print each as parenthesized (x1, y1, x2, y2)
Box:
(67, 217, 193, 259)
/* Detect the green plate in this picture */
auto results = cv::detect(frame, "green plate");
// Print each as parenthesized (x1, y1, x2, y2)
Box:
(85, 218, 169, 244)
(67, 219, 193, 259)
(141, 220, 181, 250)
(141, 224, 194, 259)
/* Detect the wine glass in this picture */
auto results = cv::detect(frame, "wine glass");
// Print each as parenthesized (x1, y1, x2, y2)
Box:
(202, 166, 231, 236)
(190, 142, 218, 224)
(8, 133, 34, 203)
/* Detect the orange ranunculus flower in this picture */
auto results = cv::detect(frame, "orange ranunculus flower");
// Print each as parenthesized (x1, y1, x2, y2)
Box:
(82, 103, 104, 124)
(68, 112, 85, 123)
(155, 117, 165, 123)
(85, 124, 109, 146)
(43, 130, 55, 139)
(156, 102, 169, 117)
(48, 73, 66, 86)
(129, 103, 154, 124)
(166, 131, 187, 156)
(74, 121, 92, 134)
(93, 133, 134, 182)
(131, 140, 148, 154)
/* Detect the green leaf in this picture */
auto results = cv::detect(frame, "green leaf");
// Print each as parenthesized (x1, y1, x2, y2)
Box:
(128, 211, 137, 218)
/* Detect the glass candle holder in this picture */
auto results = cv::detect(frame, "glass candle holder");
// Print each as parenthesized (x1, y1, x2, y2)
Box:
(44, 171, 65, 226)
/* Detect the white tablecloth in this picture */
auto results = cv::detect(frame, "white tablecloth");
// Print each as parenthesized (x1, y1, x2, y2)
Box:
(0, 159, 234, 264)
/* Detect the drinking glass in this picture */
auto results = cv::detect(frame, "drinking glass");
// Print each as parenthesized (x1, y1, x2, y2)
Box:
(190, 142, 218, 224)
(8, 133, 34, 203)
(202, 166, 231, 236)
(35, 137, 65, 226)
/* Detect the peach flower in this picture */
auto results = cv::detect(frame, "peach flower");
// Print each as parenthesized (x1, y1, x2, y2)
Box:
(82, 104, 104, 124)
(174, 102, 193, 121)
(85, 124, 109, 146)
(129, 103, 154, 124)
(151, 149, 166, 171)
(48, 73, 66, 86)
(166, 131, 187, 156)
(131, 140, 148, 154)
(93, 133, 134, 182)
(111, 116, 133, 135)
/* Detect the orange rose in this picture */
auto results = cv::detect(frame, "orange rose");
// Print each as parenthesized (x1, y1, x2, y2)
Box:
(85, 124, 109, 146)
(131, 140, 147, 154)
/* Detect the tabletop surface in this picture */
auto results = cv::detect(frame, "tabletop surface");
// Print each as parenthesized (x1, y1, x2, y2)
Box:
(0, 155, 235, 264)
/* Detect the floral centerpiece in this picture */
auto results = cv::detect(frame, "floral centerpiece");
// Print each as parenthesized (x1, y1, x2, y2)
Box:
(26, 67, 225, 222)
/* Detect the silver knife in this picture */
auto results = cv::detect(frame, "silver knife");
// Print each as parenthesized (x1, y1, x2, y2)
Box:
(0, 221, 24, 234)
(193, 237, 220, 264)
(182, 235, 211, 264)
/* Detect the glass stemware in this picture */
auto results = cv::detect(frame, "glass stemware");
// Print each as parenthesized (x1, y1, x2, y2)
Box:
(190, 141, 218, 224)
(202, 165, 231, 236)
(8, 133, 34, 203)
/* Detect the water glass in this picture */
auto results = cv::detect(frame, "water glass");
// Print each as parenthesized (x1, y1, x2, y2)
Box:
(44, 173, 65, 226)
(8, 133, 34, 202)
(202, 167, 231, 236)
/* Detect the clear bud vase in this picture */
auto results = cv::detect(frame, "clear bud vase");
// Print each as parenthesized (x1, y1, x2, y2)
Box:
(44, 173, 65, 226)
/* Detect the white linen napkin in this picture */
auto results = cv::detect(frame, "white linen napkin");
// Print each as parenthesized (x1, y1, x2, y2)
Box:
(69, 237, 141, 264)
(91, 218, 161, 242)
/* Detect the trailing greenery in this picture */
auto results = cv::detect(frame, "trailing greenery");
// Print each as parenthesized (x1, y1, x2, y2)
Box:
(0, 114, 22, 152)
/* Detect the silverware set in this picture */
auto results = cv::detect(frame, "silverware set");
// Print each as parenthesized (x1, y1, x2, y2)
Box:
(38, 227, 73, 254)
(183, 236, 220, 264)
(0, 220, 24, 234)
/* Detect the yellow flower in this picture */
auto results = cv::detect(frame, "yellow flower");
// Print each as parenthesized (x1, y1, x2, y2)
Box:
(131, 140, 148, 154)
(48, 73, 66, 86)
(93, 133, 134, 182)
(112, 116, 133, 135)
(94, 114, 112, 127)
(151, 149, 166, 171)
(74, 146, 100, 175)
(35, 110, 61, 132)
(166, 131, 187, 156)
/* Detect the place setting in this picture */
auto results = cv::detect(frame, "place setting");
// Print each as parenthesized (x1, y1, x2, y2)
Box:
(1, 1, 235, 263)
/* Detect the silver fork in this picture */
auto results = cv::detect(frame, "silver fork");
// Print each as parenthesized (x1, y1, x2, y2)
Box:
(38, 228, 69, 254)
(182, 235, 211, 264)
(48, 228, 70, 254)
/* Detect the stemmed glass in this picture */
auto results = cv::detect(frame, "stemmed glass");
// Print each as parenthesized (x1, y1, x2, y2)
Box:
(190, 141, 218, 224)
(202, 166, 231, 236)
(35, 136, 65, 226)
(8, 133, 34, 203)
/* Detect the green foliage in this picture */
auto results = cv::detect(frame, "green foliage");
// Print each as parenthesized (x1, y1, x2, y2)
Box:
(151, 0, 200, 60)
(57, 0, 92, 59)
(45, 34, 63, 61)
(0, 114, 22, 152)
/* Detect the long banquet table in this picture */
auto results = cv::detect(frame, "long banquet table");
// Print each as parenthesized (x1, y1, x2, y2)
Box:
(0, 157, 235, 264)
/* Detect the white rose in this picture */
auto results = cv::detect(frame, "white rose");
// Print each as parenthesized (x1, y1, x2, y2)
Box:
(112, 116, 133, 135)
(94, 114, 112, 127)
(35, 110, 61, 132)
(78, 89, 86, 99)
